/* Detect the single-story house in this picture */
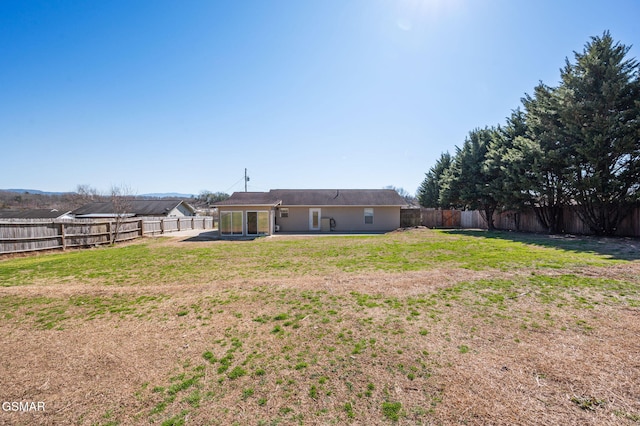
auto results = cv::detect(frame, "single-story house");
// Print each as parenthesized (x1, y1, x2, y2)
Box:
(0, 209, 74, 220)
(213, 189, 406, 237)
(72, 200, 196, 219)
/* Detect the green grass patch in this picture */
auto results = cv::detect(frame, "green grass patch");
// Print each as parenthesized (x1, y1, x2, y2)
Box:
(0, 293, 167, 329)
(227, 366, 247, 380)
(343, 401, 355, 419)
(382, 401, 403, 421)
(0, 230, 623, 287)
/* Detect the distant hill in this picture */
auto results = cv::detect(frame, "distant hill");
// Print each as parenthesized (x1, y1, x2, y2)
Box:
(2, 188, 72, 195)
(2, 189, 194, 199)
(139, 193, 195, 199)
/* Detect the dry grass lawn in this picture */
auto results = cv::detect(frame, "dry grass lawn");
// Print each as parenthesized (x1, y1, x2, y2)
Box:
(0, 228, 639, 425)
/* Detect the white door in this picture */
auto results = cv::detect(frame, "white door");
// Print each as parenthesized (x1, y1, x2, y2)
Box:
(309, 208, 321, 231)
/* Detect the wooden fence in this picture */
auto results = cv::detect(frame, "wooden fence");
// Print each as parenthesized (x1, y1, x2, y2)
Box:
(419, 207, 640, 237)
(400, 208, 422, 227)
(0, 216, 215, 255)
(420, 209, 465, 228)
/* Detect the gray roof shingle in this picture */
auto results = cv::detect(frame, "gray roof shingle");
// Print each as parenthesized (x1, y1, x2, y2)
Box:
(215, 189, 406, 207)
(213, 192, 281, 206)
(72, 200, 194, 216)
(0, 209, 71, 219)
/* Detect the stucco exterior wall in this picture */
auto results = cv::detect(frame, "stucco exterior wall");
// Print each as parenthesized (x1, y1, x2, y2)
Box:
(275, 206, 400, 232)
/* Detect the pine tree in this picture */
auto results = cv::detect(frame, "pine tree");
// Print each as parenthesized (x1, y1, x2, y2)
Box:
(418, 32, 639, 235)
(417, 152, 451, 207)
(518, 83, 573, 233)
(557, 31, 640, 235)
(440, 128, 499, 229)
(484, 110, 528, 209)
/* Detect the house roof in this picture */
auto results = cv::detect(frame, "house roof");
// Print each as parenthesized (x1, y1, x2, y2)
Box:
(273, 189, 405, 206)
(213, 192, 281, 207)
(0, 209, 72, 219)
(72, 200, 195, 217)
(214, 189, 406, 207)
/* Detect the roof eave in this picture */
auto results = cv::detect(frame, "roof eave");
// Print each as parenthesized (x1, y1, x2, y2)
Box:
(216, 202, 281, 208)
(278, 204, 404, 208)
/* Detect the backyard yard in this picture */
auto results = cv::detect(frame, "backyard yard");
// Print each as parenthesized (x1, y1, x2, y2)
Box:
(0, 228, 639, 425)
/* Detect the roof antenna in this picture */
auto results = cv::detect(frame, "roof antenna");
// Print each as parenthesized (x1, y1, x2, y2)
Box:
(245, 168, 250, 192)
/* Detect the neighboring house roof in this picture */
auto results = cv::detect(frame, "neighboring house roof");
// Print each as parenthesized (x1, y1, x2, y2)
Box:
(0, 209, 73, 219)
(214, 189, 406, 207)
(72, 200, 196, 217)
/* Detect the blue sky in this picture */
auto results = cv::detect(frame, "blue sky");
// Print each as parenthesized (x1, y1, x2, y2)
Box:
(1, 0, 638, 196)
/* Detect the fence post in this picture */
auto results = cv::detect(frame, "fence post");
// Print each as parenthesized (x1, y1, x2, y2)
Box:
(139, 219, 144, 237)
(160, 218, 164, 234)
(60, 222, 66, 250)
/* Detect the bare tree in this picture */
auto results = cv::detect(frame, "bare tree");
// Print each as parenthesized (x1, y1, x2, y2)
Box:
(71, 184, 103, 209)
(385, 185, 418, 206)
(109, 184, 134, 244)
(76, 184, 100, 200)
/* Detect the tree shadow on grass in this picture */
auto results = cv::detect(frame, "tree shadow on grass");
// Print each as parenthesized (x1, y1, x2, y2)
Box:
(442, 229, 640, 261)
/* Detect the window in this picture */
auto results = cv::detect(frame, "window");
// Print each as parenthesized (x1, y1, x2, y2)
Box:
(220, 211, 244, 235)
(280, 208, 289, 218)
(364, 208, 374, 224)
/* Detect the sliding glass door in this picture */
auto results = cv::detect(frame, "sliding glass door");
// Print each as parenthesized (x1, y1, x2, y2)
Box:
(247, 211, 270, 235)
(220, 211, 243, 236)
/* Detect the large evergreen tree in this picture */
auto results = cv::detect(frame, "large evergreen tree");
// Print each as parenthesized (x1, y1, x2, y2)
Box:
(417, 152, 451, 207)
(440, 128, 499, 229)
(418, 32, 639, 235)
(438, 149, 463, 209)
(483, 109, 528, 213)
(556, 31, 640, 235)
(517, 83, 574, 233)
